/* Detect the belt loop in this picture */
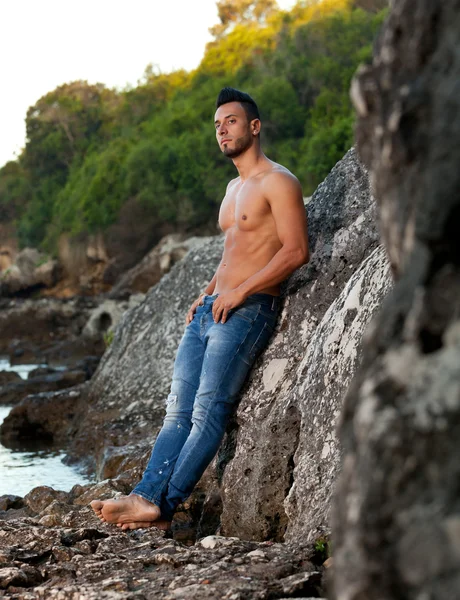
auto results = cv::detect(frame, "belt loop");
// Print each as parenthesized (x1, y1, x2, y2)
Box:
(271, 296, 276, 311)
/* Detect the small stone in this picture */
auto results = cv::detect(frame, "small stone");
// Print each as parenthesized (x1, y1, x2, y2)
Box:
(153, 553, 177, 566)
(246, 549, 266, 559)
(198, 535, 240, 549)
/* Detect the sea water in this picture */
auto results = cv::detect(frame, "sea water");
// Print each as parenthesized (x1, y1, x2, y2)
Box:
(0, 358, 93, 497)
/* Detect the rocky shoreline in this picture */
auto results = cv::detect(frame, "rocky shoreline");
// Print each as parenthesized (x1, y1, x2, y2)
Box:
(0, 147, 388, 598)
(2, 1, 458, 597)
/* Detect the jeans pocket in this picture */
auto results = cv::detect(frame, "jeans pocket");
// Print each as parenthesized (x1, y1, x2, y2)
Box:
(229, 305, 259, 324)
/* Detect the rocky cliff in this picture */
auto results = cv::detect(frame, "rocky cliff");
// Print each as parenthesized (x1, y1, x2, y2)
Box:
(334, 1, 460, 599)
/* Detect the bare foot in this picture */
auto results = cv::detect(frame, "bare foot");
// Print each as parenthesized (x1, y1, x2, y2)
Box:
(116, 519, 172, 531)
(99, 494, 161, 524)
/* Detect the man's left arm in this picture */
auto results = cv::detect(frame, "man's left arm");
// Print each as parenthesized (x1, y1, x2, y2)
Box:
(213, 172, 309, 323)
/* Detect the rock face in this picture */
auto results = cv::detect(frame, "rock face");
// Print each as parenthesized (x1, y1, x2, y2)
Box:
(333, 1, 460, 599)
(219, 151, 391, 542)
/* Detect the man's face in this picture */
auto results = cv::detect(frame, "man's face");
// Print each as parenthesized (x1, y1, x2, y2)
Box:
(214, 101, 254, 158)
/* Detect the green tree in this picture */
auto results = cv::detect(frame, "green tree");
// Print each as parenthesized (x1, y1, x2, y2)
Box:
(210, 0, 277, 39)
(24, 81, 118, 181)
(0, 162, 31, 222)
(0, 0, 388, 252)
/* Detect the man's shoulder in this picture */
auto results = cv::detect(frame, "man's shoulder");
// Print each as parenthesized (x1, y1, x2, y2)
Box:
(261, 165, 301, 195)
(226, 176, 241, 191)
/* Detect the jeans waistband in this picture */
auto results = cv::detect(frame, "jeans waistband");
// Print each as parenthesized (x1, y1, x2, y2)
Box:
(202, 293, 281, 311)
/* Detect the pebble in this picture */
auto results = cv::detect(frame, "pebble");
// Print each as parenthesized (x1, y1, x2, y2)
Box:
(246, 549, 266, 559)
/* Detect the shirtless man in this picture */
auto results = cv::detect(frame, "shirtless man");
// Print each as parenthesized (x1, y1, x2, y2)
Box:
(91, 87, 309, 530)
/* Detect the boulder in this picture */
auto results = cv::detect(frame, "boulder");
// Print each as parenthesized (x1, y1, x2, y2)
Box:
(0, 494, 24, 511)
(0, 247, 59, 296)
(82, 296, 144, 340)
(333, 1, 460, 599)
(109, 233, 214, 297)
(219, 151, 391, 542)
(0, 369, 87, 407)
(0, 371, 21, 385)
(0, 385, 87, 447)
(24, 486, 70, 513)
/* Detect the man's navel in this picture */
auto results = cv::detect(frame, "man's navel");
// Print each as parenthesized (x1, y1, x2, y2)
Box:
(242, 214, 247, 220)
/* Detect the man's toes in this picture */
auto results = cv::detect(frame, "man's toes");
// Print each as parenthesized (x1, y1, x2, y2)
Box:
(90, 500, 104, 515)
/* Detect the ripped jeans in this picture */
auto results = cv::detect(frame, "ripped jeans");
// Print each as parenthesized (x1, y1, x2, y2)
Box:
(131, 292, 280, 521)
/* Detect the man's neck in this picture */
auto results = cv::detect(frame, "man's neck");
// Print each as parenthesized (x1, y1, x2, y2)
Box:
(233, 147, 269, 182)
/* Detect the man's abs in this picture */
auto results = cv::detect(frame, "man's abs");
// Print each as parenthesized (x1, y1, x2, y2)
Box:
(213, 229, 281, 296)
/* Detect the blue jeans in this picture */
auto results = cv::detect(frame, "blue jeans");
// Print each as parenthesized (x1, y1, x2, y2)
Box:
(132, 292, 280, 521)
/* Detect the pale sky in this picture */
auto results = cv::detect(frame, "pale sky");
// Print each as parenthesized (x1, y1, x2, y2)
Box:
(0, 0, 295, 169)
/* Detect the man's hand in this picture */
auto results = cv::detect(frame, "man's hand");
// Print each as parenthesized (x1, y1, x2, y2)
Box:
(186, 294, 205, 326)
(212, 288, 247, 324)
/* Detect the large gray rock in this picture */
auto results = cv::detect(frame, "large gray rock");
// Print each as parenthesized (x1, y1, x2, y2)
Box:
(81, 296, 144, 339)
(219, 150, 390, 542)
(333, 1, 460, 599)
(283, 245, 391, 542)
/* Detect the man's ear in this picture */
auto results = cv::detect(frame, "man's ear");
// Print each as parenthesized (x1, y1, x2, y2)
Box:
(251, 119, 261, 136)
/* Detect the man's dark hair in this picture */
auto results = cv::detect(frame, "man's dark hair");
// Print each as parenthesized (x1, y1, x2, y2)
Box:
(216, 87, 260, 123)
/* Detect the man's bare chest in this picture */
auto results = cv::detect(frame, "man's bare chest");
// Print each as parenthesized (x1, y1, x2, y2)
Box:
(219, 182, 271, 232)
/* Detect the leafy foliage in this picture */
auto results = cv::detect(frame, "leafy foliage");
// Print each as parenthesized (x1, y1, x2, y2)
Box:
(0, 0, 388, 252)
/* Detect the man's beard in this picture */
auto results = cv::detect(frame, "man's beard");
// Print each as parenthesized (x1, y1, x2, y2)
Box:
(222, 132, 252, 158)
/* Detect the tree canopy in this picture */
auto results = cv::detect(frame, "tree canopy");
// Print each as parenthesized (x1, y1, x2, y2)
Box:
(0, 0, 387, 253)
